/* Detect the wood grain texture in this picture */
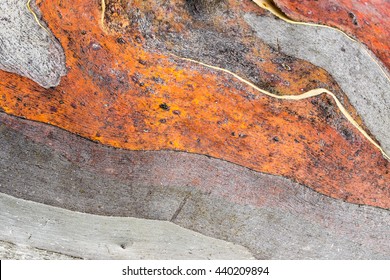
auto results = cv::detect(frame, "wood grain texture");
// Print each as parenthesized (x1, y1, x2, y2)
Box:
(1, 113, 389, 259)
(0, 0, 388, 208)
(0, 193, 254, 260)
(0, 241, 80, 260)
(273, 0, 390, 71)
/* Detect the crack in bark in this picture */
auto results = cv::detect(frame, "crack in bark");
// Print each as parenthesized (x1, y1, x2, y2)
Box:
(170, 192, 191, 222)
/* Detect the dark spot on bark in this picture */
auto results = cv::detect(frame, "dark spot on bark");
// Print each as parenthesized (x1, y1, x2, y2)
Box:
(172, 110, 181, 115)
(348, 12, 358, 26)
(313, 97, 335, 121)
(159, 103, 170, 111)
(244, 93, 256, 100)
(341, 47, 346, 52)
(50, 106, 57, 113)
(239, 133, 248, 138)
(131, 73, 144, 86)
(120, 244, 126, 249)
(152, 76, 165, 84)
(340, 127, 354, 141)
(116, 37, 126, 44)
(231, 132, 236, 136)
(138, 59, 147, 65)
(159, 119, 167, 123)
(46, 131, 55, 140)
(272, 136, 279, 142)
(0, 17, 11, 23)
(71, 102, 77, 109)
(185, 0, 225, 16)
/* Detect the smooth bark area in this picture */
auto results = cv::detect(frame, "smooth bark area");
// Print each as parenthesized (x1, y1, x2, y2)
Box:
(1, 113, 389, 259)
(0, 0, 66, 87)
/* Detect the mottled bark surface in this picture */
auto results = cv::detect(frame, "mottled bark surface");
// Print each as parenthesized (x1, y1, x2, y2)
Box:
(0, 0, 389, 208)
(0, 0, 389, 259)
(274, 0, 390, 71)
(244, 13, 390, 154)
(1, 113, 389, 259)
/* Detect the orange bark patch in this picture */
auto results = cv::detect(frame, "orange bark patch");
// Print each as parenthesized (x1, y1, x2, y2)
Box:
(274, 0, 390, 71)
(0, 0, 389, 208)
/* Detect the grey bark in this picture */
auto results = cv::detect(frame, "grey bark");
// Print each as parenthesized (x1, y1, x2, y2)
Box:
(1, 113, 389, 259)
(0, 193, 254, 260)
(0, 0, 66, 88)
(245, 13, 390, 156)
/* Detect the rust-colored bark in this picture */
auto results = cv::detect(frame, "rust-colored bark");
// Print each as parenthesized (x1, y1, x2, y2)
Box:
(0, 0, 389, 208)
(274, 0, 390, 71)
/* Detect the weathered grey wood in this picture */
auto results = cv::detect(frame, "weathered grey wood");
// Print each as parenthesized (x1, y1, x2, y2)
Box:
(244, 13, 390, 155)
(0, 0, 66, 88)
(0, 193, 254, 260)
(0, 240, 79, 260)
(0, 113, 389, 259)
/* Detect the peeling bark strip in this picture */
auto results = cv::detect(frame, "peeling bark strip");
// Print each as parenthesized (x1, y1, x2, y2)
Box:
(0, 0, 389, 208)
(0, 193, 254, 260)
(0, 0, 66, 88)
(244, 12, 390, 156)
(272, 0, 390, 72)
(0, 114, 389, 259)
